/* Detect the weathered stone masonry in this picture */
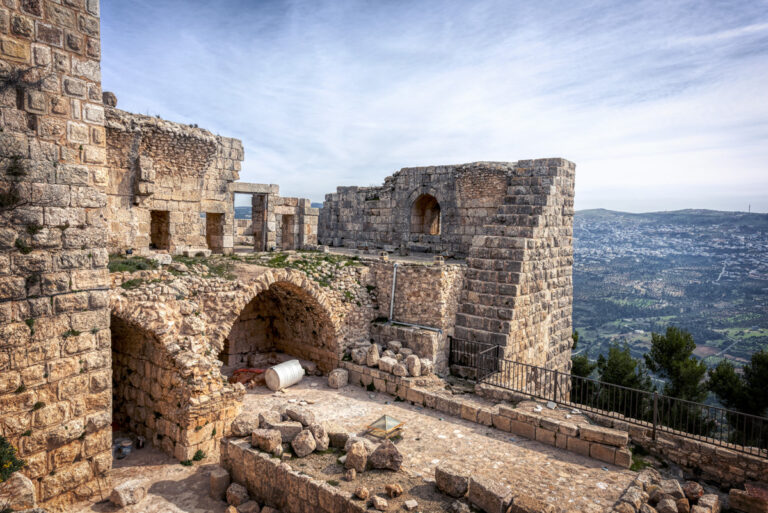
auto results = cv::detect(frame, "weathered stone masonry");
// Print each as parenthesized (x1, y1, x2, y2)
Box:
(0, 0, 112, 509)
(105, 107, 244, 256)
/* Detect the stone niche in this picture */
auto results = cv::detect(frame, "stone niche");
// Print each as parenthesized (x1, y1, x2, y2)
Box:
(220, 281, 338, 373)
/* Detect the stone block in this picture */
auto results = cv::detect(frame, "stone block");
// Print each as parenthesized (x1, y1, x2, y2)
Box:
(328, 368, 348, 388)
(272, 421, 303, 442)
(251, 429, 281, 453)
(509, 494, 556, 513)
(0, 472, 36, 510)
(435, 464, 469, 498)
(589, 443, 616, 465)
(226, 482, 249, 506)
(508, 419, 536, 440)
(209, 467, 230, 500)
(535, 427, 556, 446)
(231, 412, 259, 437)
(579, 424, 628, 447)
(468, 476, 513, 513)
(566, 436, 590, 458)
(110, 479, 147, 508)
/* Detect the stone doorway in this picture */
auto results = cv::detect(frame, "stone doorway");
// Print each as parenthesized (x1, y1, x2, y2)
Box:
(251, 194, 268, 251)
(206, 212, 224, 253)
(281, 214, 295, 250)
(411, 194, 440, 235)
(149, 210, 170, 250)
(111, 315, 171, 452)
(221, 281, 337, 373)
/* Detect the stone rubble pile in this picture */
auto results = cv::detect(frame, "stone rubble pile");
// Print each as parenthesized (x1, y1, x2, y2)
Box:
(610, 469, 722, 513)
(347, 339, 434, 379)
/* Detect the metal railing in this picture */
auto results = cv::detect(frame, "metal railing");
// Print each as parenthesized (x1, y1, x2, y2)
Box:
(449, 338, 768, 457)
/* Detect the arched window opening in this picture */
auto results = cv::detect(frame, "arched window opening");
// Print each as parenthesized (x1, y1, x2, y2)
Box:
(411, 194, 441, 235)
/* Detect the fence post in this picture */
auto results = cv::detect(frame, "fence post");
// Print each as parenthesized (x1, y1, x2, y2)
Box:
(554, 369, 559, 403)
(652, 391, 658, 441)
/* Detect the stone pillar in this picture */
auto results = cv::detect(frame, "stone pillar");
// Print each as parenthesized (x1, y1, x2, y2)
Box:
(0, 0, 112, 508)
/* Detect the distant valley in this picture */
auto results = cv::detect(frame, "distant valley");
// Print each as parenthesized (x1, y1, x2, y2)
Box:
(573, 209, 768, 367)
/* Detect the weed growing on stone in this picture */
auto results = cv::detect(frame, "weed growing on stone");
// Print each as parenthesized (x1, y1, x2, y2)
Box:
(24, 318, 34, 334)
(193, 450, 206, 461)
(180, 460, 193, 467)
(120, 279, 145, 290)
(14, 238, 32, 255)
(108, 254, 157, 273)
(32, 402, 45, 411)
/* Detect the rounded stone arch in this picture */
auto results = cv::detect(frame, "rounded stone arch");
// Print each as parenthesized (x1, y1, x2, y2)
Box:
(216, 269, 342, 373)
(410, 191, 442, 236)
(109, 305, 188, 455)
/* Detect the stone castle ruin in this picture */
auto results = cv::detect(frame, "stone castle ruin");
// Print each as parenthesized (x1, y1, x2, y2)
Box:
(1, 2, 764, 512)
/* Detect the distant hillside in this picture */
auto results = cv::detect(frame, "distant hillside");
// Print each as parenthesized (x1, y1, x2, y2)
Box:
(577, 208, 768, 229)
(235, 203, 324, 219)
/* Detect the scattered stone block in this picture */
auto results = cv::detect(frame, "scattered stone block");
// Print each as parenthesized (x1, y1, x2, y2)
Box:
(367, 344, 380, 367)
(345, 468, 356, 481)
(291, 428, 317, 457)
(344, 436, 375, 455)
(698, 494, 720, 513)
(226, 483, 249, 507)
(285, 406, 315, 426)
(308, 423, 330, 451)
(273, 421, 303, 442)
(354, 486, 369, 500)
(656, 498, 678, 513)
(209, 466, 231, 500)
(325, 421, 350, 448)
(404, 499, 419, 511)
(660, 480, 684, 500)
(110, 479, 148, 508)
(369, 440, 403, 471)
(683, 482, 704, 502)
(371, 496, 388, 511)
(345, 441, 368, 472)
(405, 354, 421, 377)
(468, 476, 512, 513)
(392, 363, 409, 377)
(328, 369, 348, 388)
(258, 411, 281, 428)
(436, 464, 470, 498)
(420, 358, 434, 375)
(231, 412, 259, 437)
(387, 340, 402, 352)
(352, 348, 368, 365)
(252, 429, 282, 453)
(385, 483, 403, 498)
(677, 498, 690, 513)
(378, 357, 397, 373)
(238, 501, 261, 513)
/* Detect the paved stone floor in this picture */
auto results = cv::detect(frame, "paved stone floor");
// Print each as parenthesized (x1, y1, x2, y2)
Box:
(73, 375, 635, 512)
(245, 376, 635, 513)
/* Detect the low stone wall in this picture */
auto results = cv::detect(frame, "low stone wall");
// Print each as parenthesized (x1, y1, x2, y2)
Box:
(221, 438, 365, 513)
(476, 382, 768, 487)
(369, 323, 445, 374)
(340, 362, 631, 468)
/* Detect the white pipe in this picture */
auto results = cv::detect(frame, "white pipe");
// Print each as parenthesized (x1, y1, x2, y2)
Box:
(389, 262, 398, 321)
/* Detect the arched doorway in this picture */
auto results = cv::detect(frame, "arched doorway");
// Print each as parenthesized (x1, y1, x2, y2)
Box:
(411, 194, 441, 235)
(221, 281, 338, 373)
(111, 314, 181, 454)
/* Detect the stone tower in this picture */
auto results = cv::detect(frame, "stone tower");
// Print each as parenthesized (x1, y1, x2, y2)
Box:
(1, 0, 112, 509)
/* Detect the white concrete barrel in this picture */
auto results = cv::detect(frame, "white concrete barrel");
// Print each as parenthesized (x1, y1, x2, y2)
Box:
(265, 360, 305, 391)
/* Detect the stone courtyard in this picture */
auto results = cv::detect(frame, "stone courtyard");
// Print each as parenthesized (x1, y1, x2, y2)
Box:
(1, 0, 765, 512)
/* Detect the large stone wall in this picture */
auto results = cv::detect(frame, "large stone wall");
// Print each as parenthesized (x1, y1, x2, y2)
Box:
(318, 162, 510, 258)
(454, 158, 575, 376)
(105, 107, 244, 255)
(0, 0, 113, 509)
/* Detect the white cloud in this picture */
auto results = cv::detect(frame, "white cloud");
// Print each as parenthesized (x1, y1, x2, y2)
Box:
(100, 0, 768, 212)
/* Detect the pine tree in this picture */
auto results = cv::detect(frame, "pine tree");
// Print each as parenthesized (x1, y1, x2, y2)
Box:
(644, 326, 707, 402)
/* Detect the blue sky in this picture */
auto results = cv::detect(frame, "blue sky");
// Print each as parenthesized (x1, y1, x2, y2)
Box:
(101, 1, 768, 212)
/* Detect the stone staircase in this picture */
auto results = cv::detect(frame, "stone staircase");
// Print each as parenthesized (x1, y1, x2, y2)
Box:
(453, 158, 575, 373)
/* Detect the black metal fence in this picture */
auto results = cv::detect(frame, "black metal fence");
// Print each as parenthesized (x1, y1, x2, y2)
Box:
(449, 338, 768, 458)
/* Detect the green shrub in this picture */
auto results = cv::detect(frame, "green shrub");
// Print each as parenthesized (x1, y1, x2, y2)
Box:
(192, 450, 206, 461)
(108, 255, 157, 273)
(0, 435, 25, 482)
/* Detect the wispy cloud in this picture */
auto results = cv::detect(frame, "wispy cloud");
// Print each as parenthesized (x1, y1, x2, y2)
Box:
(101, 0, 768, 212)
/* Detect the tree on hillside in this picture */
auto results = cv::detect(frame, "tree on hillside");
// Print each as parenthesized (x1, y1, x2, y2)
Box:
(644, 326, 707, 402)
(571, 330, 580, 349)
(598, 345, 653, 391)
(708, 350, 768, 449)
(570, 353, 597, 405)
(644, 326, 710, 434)
(708, 349, 768, 416)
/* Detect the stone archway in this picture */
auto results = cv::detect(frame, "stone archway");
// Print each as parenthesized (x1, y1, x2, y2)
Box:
(411, 193, 441, 235)
(110, 313, 183, 454)
(218, 273, 341, 374)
